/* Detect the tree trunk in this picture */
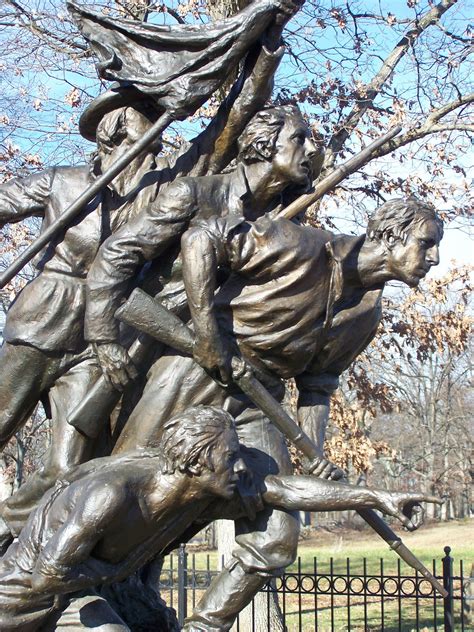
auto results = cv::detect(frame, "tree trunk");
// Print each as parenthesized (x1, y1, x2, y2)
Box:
(13, 438, 25, 492)
(216, 519, 286, 632)
(216, 519, 235, 570)
(237, 586, 286, 632)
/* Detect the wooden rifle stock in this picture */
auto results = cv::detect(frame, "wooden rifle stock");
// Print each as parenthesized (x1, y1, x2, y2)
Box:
(115, 288, 447, 598)
(66, 336, 153, 438)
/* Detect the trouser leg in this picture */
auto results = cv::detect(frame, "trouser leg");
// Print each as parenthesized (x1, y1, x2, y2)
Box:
(2, 357, 102, 535)
(0, 342, 56, 450)
(116, 354, 299, 630)
(114, 354, 227, 454)
(183, 559, 267, 632)
(41, 592, 131, 631)
(186, 410, 300, 631)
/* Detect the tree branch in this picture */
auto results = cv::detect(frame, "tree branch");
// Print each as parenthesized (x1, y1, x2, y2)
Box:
(368, 92, 474, 159)
(6, 0, 88, 53)
(322, 0, 459, 172)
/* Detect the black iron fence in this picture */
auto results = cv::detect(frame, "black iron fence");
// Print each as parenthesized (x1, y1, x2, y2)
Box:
(159, 545, 470, 631)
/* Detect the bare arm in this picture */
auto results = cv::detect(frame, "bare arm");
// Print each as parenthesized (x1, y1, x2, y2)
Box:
(297, 390, 331, 454)
(203, 42, 284, 176)
(295, 373, 344, 480)
(262, 475, 442, 530)
(187, 0, 300, 177)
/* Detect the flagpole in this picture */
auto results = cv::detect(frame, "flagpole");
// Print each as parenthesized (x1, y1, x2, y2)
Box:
(0, 111, 173, 289)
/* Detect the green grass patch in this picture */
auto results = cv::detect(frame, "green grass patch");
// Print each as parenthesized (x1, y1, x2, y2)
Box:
(161, 521, 473, 630)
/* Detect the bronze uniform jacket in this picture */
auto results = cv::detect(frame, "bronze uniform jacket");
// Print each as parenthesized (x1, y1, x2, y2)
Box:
(1, 166, 104, 352)
(208, 215, 384, 391)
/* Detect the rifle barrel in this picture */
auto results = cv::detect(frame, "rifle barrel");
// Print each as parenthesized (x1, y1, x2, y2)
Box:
(0, 112, 172, 289)
(278, 126, 402, 221)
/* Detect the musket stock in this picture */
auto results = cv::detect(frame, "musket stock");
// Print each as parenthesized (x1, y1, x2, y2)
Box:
(67, 335, 154, 438)
(116, 288, 448, 598)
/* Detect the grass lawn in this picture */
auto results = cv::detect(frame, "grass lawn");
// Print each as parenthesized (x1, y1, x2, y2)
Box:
(162, 520, 473, 630)
(290, 519, 473, 574)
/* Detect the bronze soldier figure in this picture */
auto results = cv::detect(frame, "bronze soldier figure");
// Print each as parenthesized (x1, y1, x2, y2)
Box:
(0, 16, 286, 544)
(110, 197, 442, 631)
(0, 405, 439, 631)
(84, 104, 319, 384)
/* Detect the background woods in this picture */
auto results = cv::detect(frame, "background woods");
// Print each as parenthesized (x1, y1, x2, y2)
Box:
(0, 0, 472, 516)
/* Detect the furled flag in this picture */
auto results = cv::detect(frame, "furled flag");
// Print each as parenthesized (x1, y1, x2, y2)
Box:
(68, 0, 287, 138)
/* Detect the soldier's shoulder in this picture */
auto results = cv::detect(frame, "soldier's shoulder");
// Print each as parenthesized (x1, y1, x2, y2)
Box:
(155, 177, 197, 212)
(49, 164, 92, 187)
(296, 222, 335, 243)
(76, 471, 131, 513)
(49, 164, 89, 176)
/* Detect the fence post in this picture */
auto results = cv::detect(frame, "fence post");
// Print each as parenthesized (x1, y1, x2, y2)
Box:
(178, 544, 188, 627)
(443, 545, 454, 632)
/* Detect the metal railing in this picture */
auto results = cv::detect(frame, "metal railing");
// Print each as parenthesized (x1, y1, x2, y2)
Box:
(159, 545, 470, 631)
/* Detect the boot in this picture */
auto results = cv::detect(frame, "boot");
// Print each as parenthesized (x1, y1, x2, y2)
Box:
(182, 559, 267, 631)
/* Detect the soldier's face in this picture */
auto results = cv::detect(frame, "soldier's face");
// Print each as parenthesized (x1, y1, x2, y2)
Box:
(100, 109, 160, 172)
(198, 429, 246, 500)
(386, 219, 441, 287)
(270, 114, 317, 187)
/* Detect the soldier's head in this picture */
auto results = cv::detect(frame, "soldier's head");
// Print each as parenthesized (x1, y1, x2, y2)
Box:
(95, 105, 162, 173)
(237, 105, 319, 188)
(155, 406, 246, 499)
(367, 197, 443, 287)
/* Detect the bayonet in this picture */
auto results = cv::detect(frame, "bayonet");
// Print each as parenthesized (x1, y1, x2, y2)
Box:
(116, 288, 447, 598)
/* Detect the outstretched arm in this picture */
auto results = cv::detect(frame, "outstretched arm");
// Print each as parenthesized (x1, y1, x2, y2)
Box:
(187, 0, 300, 177)
(199, 41, 284, 176)
(262, 475, 442, 531)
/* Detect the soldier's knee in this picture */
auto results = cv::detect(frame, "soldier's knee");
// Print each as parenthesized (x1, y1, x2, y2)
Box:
(44, 462, 71, 483)
(236, 517, 300, 574)
(264, 533, 299, 572)
(30, 461, 68, 488)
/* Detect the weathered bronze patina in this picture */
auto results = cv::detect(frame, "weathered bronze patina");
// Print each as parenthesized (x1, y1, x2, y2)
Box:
(0, 1, 446, 630)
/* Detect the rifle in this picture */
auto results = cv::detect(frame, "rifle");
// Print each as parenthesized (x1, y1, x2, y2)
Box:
(67, 297, 185, 437)
(0, 124, 400, 290)
(115, 288, 447, 598)
(67, 335, 155, 438)
(67, 124, 403, 437)
(0, 112, 172, 290)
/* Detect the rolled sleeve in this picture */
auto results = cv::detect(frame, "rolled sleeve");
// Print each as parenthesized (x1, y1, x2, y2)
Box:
(85, 180, 197, 342)
(295, 372, 340, 397)
(0, 170, 52, 225)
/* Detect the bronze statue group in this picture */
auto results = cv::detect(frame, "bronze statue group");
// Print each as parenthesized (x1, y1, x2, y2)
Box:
(0, 1, 444, 630)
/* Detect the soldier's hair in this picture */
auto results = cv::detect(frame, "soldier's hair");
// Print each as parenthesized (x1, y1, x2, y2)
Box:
(150, 405, 237, 475)
(237, 105, 304, 164)
(367, 196, 444, 245)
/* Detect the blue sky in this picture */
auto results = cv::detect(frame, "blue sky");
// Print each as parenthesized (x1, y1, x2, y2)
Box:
(1, 0, 472, 270)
